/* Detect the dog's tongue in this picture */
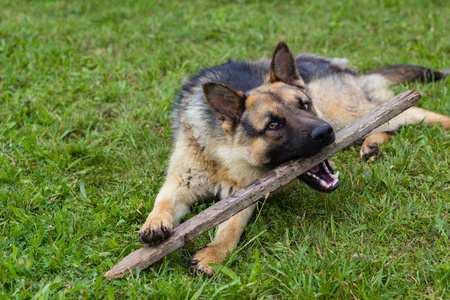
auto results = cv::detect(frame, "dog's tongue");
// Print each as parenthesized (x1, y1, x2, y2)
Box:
(309, 165, 320, 173)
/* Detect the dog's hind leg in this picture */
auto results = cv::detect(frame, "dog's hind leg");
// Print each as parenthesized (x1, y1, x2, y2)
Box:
(360, 107, 450, 158)
(359, 64, 448, 159)
(189, 203, 256, 276)
(360, 132, 394, 160)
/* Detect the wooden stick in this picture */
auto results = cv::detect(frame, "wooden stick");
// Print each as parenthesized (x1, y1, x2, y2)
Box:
(105, 89, 421, 279)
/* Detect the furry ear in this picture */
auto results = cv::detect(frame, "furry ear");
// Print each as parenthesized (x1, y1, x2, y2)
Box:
(203, 82, 246, 133)
(268, 41, 305, 87)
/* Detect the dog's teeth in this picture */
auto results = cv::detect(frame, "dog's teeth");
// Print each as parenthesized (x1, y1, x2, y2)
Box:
(306, 172, 312, 176)
(329, 171, 339, 180)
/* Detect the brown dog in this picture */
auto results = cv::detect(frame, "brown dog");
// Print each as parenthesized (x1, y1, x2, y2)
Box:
(138, 41, 449, 275)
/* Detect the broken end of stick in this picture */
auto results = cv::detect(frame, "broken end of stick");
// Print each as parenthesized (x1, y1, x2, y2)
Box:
(104, 261, 142, 280)
(104, 264, 134, 280)
(104, 246, 159, 280)
(405, 89, 421, 104)
(405, 89, 421, 101)
(104, 269, 125, 280)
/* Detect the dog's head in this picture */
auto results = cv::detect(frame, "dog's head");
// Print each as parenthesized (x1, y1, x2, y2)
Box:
(203, 41, 339, 193)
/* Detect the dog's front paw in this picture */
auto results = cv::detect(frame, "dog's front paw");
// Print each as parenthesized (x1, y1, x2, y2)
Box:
(189, 258, 214, 277)
(138, 217, 172, 245)
(189, 245, 226, 277)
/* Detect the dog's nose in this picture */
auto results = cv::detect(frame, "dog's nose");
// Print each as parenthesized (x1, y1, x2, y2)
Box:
(310, 124, 335, 145)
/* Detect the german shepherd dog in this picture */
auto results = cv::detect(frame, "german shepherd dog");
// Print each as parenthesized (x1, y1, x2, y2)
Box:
(138, 41, 449, 275)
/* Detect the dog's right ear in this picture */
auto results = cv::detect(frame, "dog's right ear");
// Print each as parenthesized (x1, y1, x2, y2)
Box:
(203, 82, 246, 134)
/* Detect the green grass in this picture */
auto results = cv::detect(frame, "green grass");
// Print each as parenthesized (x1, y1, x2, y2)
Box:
(1, 0, 449, 298)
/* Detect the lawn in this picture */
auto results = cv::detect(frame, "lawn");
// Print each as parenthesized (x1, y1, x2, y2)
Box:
(0, 0, 449, 298)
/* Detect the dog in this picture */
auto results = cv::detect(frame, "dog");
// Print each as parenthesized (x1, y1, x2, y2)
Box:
(138, 41, 449, 276)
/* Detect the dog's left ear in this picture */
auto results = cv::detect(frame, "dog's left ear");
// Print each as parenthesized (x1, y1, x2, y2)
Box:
(268, 41, 305, 87)
(203, 82, 246, 134)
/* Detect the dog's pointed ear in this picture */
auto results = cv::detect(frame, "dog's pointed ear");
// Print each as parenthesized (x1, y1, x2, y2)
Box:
(268, 41, 305, 87)
(203, 82, 246, 134)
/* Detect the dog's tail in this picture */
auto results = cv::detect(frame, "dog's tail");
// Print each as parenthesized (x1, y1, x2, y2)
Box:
(366, 64, 447, 86)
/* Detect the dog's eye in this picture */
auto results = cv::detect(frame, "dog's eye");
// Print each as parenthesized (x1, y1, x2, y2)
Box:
(268, 121, 279, 129)
(302, 102, 311, 110)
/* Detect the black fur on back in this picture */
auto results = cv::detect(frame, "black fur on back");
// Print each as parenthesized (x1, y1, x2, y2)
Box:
(295, 54, 358, 83)
(181, 60, 266, 95)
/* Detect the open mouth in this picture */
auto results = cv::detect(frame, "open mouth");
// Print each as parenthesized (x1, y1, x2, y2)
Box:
(298, 160, 340, 193)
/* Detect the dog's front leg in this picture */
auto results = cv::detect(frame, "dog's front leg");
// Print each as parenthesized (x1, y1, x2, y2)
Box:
(189, 204, 256, 276)
(138, 175, 194, 245)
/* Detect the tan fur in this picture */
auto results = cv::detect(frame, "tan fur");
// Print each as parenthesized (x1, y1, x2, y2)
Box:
(139, 126, 266, 275)
(190, 205, 256, 274)
(138, 42, 450, 276)
(138, 42, 338, 275)
(306, 75, 380, 130)
(357, 107, 450, 158)
(307, 72, 450, 158)
(360, 132, 393, 160)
